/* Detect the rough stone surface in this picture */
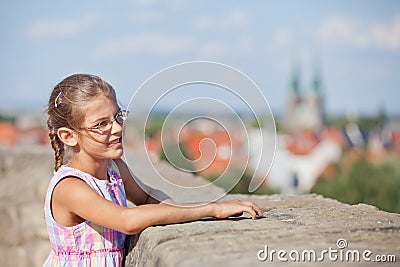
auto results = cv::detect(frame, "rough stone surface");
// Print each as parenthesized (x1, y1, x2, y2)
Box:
(0, 146, 53, 267)
(126, 194, 400, 267)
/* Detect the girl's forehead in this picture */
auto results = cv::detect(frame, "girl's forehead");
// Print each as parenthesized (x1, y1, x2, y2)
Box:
(81, 95, 118, 120)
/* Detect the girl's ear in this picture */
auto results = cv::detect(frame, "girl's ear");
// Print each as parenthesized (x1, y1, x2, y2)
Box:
(57, 127, 78, 147)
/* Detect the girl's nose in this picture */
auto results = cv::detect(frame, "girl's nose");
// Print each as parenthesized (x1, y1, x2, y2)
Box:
(111, 119, 124, 134)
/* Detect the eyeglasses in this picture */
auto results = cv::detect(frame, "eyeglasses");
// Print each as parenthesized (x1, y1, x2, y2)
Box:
(81, 110, 129, 133)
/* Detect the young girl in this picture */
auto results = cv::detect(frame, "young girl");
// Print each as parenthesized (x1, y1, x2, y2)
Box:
(44, 74, 263, 266)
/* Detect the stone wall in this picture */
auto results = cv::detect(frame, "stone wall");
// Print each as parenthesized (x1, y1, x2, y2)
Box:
(0, 147, 399, 267)
(126, 194, 400, 266)
(0, 146, 53, 267)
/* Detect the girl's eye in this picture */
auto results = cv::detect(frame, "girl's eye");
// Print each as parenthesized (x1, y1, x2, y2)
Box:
(97, 120, 110, 128)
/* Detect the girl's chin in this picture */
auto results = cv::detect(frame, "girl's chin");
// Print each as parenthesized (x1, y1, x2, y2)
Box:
(111, 148, 124, 158)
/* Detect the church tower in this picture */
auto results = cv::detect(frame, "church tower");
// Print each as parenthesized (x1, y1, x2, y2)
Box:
(283, 58, 325, 133)
(305, 60, 324, 131)
(284, 62, 302, 133)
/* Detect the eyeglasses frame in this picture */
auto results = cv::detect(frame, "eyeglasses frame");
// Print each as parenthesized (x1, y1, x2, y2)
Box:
(80, 109, 129, 133)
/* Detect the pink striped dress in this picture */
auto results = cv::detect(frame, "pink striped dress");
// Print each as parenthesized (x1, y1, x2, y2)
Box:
(43, 160, 127, 267)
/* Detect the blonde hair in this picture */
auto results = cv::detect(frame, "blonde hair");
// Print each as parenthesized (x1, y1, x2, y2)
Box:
(46, 74, 117, 171)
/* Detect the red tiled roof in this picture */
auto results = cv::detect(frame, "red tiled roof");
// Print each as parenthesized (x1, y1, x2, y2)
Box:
(0, 122, 17, 146)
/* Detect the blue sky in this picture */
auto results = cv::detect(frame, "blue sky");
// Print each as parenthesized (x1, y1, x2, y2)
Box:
(0, 0, 399, 117)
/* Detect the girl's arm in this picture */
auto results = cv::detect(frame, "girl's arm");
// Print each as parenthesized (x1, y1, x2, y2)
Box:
(113, 158, 173, 205)
(53, 177, 263, 235)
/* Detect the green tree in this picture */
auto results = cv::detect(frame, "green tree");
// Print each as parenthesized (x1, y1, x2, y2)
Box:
(209, 168, 279, 195)
(311, 157, 400, 213)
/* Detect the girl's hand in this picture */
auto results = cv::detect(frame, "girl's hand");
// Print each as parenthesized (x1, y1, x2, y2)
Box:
(212, 200, 263, 220)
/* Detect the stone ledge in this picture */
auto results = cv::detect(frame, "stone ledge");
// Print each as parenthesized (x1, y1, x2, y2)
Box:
(125, 194, 400, 267)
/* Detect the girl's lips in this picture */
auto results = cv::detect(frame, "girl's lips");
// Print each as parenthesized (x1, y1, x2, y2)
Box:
(109, 137, 122, 146)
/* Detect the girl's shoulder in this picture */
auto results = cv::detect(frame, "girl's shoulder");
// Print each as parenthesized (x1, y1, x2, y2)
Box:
(48, 165, 98, 193)
(46, 166, 93, 206)
(51, 166, 87, 184)
(49, 165, 116, 198)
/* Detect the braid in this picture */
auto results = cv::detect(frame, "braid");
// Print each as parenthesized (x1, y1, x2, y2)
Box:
(47, 117, 64, 171)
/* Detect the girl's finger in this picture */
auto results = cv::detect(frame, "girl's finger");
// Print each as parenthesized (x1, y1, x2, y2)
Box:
(239, 200, 263, 217)
(243, 206, 257, 220)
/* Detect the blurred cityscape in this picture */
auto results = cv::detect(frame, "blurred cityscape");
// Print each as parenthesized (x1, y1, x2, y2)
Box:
(2, 62, 399, 213)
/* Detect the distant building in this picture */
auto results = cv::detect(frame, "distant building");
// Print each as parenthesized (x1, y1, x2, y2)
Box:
(248, 127, 343, 194)
(0, 114, 49, 147)
(283, 61, 324, 133)
(0, 122, 18, 146)
(180, 118, 245, 178)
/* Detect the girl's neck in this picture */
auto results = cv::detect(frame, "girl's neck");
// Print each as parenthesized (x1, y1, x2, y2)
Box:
(67, 155, 109, 181)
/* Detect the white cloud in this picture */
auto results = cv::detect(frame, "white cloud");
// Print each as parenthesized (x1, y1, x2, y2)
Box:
(96, 32, 254, 60)
(195, 9, 250, 33)
(129, 11, 163, 24)
(170, 0, 194, 11)
(199, 42, 228, 58)
(198, 39, 252, 58)
(95, 33, 194, 59)
(317, 14, 400, 50)
(131, 0, 157, 6)
(273, 28, 292, 46)
(370, 16, 400, 50)
(26, 14, 100, 39)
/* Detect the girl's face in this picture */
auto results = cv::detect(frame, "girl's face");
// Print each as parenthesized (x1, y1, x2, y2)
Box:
(76, 94, 124, 161)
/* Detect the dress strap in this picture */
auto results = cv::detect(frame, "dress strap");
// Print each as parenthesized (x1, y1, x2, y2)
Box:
(108, 160, 121, 179)
(51, 166, 104, 195)
(107, 160, 127, 207)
